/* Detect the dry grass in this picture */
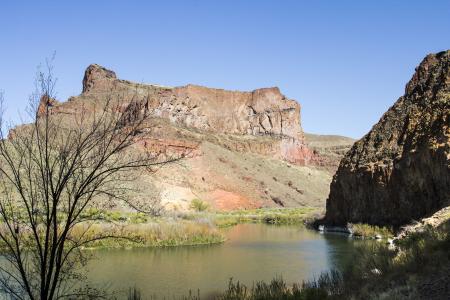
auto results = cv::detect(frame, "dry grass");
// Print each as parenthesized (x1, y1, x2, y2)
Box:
(180, 207, 320, 228)
(350, 223, 394, 239)
(71, 219, 225, 249)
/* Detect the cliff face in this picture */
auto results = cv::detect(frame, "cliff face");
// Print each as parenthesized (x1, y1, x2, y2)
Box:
(30, 64, 336, 212)
(326, 50, 450, 226)
(79, 64, 313, 164)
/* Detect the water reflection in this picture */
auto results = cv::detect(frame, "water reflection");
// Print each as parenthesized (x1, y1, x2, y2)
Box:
(87, 224, 360, 298)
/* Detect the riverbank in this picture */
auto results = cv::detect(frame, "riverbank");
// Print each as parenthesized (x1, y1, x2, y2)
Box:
(170, 210, 449, 300)
(183, 207, 320, 228)
(316, 223, 394, 240)
(77, 207, 321, 249)
(77, 220, 225, 249)
(88, 222, 349, 299)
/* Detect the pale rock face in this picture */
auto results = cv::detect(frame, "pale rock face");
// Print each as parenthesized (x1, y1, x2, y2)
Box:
(325, 50, 450, 226)
(80, 64, 314, 164)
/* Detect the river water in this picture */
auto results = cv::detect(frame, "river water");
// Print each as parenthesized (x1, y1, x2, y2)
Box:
(87, 224, 357, 299)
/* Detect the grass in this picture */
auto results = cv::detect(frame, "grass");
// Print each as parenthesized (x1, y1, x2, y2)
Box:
(81, 208, 149, 224)
(214, 207, 318, 227)
(350, 223, 394, 239)
(81, 207, 320, 228)
(339, 221, 449, 299)
(73, 220, 225, 249)
(62, 207, 319, 250)
(4, 206, 320, 252)
(126, 217, 448, 299)
(209, 207, 319, 228)
(0, 208, 226, 250)
(127, 287, 142, 300)
(213, 220, 448, 299)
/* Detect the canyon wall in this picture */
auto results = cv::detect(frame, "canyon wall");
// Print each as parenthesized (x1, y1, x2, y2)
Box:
(76, 64, 314, 164)
(14, 64, 350, 211)
(325, 50, 450, 226)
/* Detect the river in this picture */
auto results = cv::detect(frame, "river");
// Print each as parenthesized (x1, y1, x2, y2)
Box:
(86, 223, 359, 298)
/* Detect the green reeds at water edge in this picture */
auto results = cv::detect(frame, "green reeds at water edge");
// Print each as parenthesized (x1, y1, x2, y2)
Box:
(127, 220, 450, 299)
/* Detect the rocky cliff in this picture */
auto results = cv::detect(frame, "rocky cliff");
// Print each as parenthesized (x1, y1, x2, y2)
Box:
(78, 64, 314, 164)
(30, 64, 340, 211)
(326, 50, 450, 226)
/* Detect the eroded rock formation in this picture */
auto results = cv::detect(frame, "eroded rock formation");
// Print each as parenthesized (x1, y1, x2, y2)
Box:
(13, 63, 348, 211)
(77, 64, 314, 164)
(326, 50, 450, 226)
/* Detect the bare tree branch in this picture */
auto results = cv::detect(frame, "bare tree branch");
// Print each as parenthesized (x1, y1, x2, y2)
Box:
(0, 62, 178, 299)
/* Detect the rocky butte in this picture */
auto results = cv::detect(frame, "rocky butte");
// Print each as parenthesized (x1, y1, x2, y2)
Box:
(30, 64, 350, 211)
(80, 64, 314, 165)
(326, 50, 450, 226)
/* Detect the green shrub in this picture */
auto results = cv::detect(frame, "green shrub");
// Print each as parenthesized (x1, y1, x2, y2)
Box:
(190, 199, 209, 212)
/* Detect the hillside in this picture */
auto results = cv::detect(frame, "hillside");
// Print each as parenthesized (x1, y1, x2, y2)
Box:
(23, 64, 353, 212)
(304, 133, 355, 172)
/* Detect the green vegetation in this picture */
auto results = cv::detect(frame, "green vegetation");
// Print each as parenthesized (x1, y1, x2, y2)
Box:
(350, 223, 394, 239)
(75, 220, 225, 249)
(212, 220, 449, 299)
(211, 207, 319, 228)
(120, 212, 449, 299)
(122, 218, 448, 299)
(0, 209, 227, 251)
(127, 287, 142, 300)
(81, 208, 150, 224)
(0, 207, 319, 252)
(215, 276, 336, 300)
(56, 207, 320, 250)
(190, 199, 210, 212)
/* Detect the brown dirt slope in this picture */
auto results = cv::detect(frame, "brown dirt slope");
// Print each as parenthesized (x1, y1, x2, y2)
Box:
(18, 64, 354, 212)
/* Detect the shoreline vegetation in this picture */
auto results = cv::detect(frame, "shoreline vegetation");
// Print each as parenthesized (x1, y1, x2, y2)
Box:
(127, 217, 449, 300)
(77, 207, 321, 249)
(0, 206, 396, 251)
(75, 207, 398, 249)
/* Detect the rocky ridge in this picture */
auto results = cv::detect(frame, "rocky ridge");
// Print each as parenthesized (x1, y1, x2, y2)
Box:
(326, 50, 450, 226)
(78, 64, 315, 165)
(30, 64, 343, 211)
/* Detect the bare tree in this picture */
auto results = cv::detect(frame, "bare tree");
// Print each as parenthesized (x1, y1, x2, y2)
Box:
(0, 62, 175, 299)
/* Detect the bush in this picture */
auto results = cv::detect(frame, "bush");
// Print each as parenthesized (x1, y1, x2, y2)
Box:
(190, 199, 209, 212)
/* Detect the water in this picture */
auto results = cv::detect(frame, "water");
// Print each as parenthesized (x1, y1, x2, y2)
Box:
(87, 224, 357, 298)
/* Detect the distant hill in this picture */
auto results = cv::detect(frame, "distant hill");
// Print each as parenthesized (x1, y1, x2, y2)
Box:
(304, 133, 355, 148)
(304, 133, 355, 172)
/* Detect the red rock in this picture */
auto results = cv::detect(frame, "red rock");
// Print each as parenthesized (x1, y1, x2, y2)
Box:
(37, 95, 59, 117)
(78, 64, 316, 165)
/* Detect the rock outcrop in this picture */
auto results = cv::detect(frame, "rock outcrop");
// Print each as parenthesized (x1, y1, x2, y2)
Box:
(326, 50, 450, 226)
(27, 64, 339, 211)
(78, 64, 314, 164)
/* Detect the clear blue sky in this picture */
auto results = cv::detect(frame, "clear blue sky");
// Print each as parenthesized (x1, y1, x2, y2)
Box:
(1, 1, 449, 138)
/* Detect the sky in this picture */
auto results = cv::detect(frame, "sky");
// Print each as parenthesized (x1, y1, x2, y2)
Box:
(0, 1, 449, 138)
